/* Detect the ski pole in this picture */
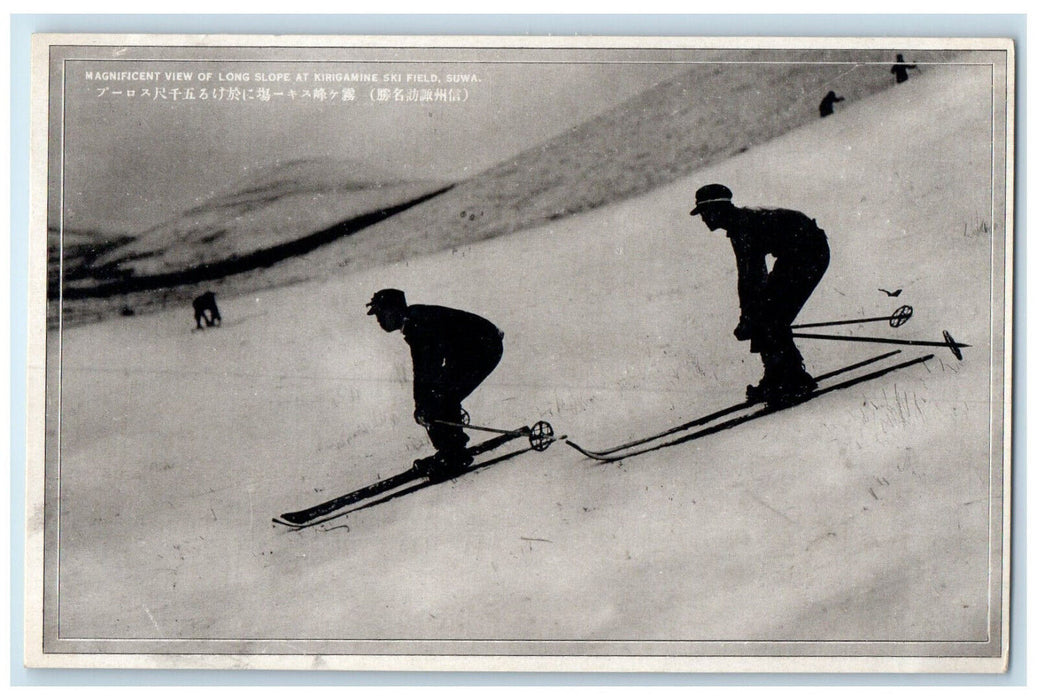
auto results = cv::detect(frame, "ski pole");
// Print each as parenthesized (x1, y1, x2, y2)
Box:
(430, 419, 559, 451)
(792, 329, 967, 360)
(429, 408, 530, 437)
(792, 305, 913, 330)
(431, 419, 528, 436)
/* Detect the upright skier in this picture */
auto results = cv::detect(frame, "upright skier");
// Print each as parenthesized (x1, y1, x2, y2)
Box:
(891, 54, 919, 84)
(366, 288, 505, 480)
(689, 184, 830, 406)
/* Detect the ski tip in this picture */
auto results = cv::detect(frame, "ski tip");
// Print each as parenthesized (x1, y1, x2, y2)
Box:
(563, 439, 602, 460)
(272, 515, 306, 528)
(540, 434, 568, 450)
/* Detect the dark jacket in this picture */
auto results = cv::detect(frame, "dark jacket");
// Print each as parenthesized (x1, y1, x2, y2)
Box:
(725, 207, 829, 326)
(401, 304, 504, 406)
(891, 61, 917, 83)
(819, 91, 844, 117)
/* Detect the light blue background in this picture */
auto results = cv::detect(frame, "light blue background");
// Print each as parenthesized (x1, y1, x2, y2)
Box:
(9, 13, 1027, 687)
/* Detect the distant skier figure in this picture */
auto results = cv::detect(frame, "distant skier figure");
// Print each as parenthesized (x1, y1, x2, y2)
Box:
(366, 288, 504, 480)
(891, 54, 918, 84)
(819, 90, 845, 117)
(192, 291, 222, 330)
(689, 184, 830, 407)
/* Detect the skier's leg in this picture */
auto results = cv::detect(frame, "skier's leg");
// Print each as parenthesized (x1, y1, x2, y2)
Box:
(771, 328, 816, 393)
(747, 336, 788, 403)
(414, 398, 473, 479)
(768, 249, 828, 329)
(451, 334, 504, 403)
(419, 338, 503, 479)
(762, 246, 829, 398)
(418, 419, 472, 480)
(424, 397, 470, 453)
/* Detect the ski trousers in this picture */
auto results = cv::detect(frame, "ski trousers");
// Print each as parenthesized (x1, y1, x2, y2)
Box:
(420, 334, 504, 453)
(750, 241, 830, 380)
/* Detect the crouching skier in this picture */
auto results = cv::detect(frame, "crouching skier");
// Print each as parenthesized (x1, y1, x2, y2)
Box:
(366, 288, 504, 481)
(689, 183, 830, 407)
(192, 290, 222, 330)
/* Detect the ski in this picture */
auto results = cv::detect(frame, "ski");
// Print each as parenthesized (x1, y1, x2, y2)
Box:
(565, 349, 901, 459)
(273, 421, 560, 528)
(566, 352, 934, 462)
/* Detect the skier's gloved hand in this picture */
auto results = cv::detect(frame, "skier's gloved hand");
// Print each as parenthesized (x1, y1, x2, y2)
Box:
(414, 408, 431, 428)
(733, 316, 753, 341)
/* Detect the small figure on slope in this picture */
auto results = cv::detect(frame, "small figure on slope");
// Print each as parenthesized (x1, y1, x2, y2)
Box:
(192, 291, 222, 330)
(366, 288, 504, 481)
(689, 184, 830, 407)
(818, 90, 845, 118)
(891, 53, 919, 84)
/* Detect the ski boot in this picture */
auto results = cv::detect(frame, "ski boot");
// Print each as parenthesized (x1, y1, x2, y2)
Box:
(413, 449, 474, 483)
(766, 373, 818, 409)
(745, 375, 779, 405)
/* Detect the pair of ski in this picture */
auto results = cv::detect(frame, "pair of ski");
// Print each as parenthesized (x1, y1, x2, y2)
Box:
(565, 349, 935, 462)
(565, 305, 962, 461)
(272, 420, 561, 529)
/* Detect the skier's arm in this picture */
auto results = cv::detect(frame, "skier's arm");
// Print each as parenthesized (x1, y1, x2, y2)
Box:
(405, 317, 448, 424)
(410, 345, 444, 408)
(731, 238, 767, 331)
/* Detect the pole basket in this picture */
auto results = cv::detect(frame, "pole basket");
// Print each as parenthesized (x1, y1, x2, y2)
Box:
(528, 421, 555, 451)
(943, 330, 964, 360)
(890, 305, 913, 328)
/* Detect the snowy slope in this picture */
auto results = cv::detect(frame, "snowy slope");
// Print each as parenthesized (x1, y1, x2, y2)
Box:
(52, 64, 999, 649)
(57, 56, 903, 327)
(86, 157, 446, 279)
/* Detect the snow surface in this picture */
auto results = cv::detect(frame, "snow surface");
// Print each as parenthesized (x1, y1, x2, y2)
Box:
(89, 158, 446, 277)
(51, 64, 1000, 650)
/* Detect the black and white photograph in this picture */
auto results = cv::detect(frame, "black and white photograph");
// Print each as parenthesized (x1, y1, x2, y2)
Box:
(27, 34, 1013, 672)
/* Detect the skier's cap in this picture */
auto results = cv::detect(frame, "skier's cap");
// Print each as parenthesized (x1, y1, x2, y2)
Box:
(366, 288, 406, 314)
(690, 183, 733, 215)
